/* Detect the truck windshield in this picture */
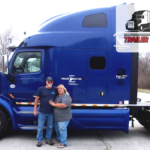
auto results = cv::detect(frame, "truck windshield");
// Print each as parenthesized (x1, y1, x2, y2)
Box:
(132, 15, 142, 19)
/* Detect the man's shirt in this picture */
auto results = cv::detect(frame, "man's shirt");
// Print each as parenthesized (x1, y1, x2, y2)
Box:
(36, 86, 58, 114)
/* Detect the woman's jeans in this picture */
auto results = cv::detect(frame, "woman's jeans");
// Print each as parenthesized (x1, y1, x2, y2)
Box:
(54, 120, 70, 145)
(37, 112, 53, 142)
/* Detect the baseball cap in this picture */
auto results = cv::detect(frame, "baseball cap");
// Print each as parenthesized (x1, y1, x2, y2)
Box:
(46, 77, 53, 81)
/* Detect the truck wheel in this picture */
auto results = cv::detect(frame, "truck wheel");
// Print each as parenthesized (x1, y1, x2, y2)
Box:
(0, 110, 8, 138)
(137, 119, 150, 129)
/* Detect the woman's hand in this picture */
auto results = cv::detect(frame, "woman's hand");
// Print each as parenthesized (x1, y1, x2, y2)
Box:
(49, 100, 56, 106)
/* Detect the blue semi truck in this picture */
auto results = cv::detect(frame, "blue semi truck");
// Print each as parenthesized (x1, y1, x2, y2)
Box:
(0, 4, 150, 138)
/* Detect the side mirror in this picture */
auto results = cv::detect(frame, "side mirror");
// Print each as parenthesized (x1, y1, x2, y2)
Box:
(2, 54, 9, 74)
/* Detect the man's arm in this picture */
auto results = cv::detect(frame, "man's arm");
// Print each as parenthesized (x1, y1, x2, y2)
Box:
(34, 96, 40, 116)
(54, 103, 67, 108)
(49, 100, 67, 108)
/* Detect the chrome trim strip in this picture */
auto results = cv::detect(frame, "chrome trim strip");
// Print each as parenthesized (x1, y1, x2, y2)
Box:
(18, 111, 35, 114)
(15, 102, 150, 107)
(20, 126, 47, 129)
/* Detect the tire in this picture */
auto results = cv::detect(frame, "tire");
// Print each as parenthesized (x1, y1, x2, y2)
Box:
(0, 110, 8, 138)
(137, 119, 150, 129)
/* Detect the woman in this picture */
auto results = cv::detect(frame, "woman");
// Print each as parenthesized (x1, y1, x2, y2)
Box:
(49, 84, 72, 148)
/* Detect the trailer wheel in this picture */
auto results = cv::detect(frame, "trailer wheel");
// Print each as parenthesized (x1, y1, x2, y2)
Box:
(137, 119, 150, 129)
(0, 110, 8, 138)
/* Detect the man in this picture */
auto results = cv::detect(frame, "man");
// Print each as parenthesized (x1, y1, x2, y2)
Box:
(34, 77, 57, 147)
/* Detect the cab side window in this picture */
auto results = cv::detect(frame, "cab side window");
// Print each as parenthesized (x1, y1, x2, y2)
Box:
(82, 13, 107, 27)
(11, 52, 41, 74)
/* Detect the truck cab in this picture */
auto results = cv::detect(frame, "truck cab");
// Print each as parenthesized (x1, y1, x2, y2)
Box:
(0, 5, 140, 138)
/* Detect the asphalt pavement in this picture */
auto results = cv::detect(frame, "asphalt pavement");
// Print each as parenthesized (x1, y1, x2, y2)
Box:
(0, 120, 150, 150)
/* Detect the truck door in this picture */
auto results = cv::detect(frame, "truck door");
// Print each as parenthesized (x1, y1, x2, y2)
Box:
(7, 49, 45, 102)
(87, 53, 108, 100)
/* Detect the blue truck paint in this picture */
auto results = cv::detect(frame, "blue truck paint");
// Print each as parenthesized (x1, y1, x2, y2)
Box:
(69, 109, 129, 133)
(0, 5, 143, 137)
(13, 106, 39, 130)
(7, 49, 45, 102)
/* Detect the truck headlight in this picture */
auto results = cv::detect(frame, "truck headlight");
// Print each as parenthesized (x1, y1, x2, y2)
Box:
(128, 21, 134, 29)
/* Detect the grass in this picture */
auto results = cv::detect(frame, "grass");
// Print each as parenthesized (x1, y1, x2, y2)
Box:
(138, 88, 150, 94)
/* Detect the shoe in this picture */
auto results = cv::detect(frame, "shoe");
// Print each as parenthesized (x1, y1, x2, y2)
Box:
(36, 142, 42, 147)
(53, 139, 61, 144)
(45, 140, 54, 145)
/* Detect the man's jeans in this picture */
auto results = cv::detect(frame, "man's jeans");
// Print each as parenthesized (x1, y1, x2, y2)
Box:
(37, 112, 53, 142)
(54, 120, 70, 145)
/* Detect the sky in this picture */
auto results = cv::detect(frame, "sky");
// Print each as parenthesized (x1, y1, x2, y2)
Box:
(0, 0, 150, 42)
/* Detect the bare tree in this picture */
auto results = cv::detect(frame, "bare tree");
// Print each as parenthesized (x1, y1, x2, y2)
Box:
(138, 53, 150, 89)
(0, 26, 17, 70)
